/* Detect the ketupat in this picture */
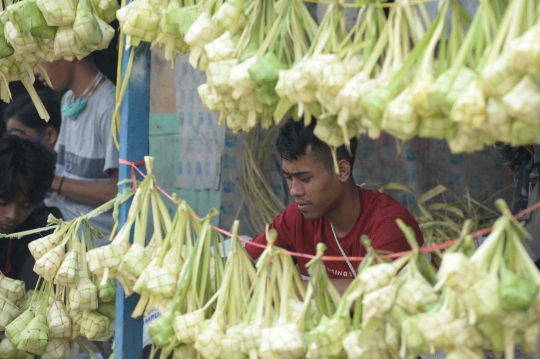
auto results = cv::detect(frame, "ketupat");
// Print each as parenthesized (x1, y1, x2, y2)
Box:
(3, 155, 540, 358)
(0, 337, 26, 359)
(0, 0, 117, 122)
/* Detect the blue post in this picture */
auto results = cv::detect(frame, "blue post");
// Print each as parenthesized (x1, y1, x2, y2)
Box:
(115, 42, 151, 359)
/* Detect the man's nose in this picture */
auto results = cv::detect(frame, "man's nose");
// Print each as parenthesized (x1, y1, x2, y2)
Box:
(3, 203, 18, 221)
(289, 179, 304, 198)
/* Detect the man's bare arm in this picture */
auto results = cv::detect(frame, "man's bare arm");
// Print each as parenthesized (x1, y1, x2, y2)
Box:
(51, 169, 119, 207)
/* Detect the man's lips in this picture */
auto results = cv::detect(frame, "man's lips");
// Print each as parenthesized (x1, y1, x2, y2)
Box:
(296, 202, 310, 211)
(0, 224, 16, 233)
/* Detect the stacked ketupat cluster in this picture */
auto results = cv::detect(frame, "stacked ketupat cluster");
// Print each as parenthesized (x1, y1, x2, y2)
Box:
(114, 0, 318, 136)
(2, 156, 540, 358)
(0, 188, 133, 359)
(134, 198, 540, 359)
(0, 272, 29, 359)
(101, 162, 533, 359)
(114, 0, 540, 169)
(84, 156, 231, 357)
(134, 202, 229, 358)
(0, 0, 117, 121)
(86, 156, 172, 297)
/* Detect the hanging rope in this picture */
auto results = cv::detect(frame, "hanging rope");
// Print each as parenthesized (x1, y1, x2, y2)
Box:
(120, 158, 540, 262)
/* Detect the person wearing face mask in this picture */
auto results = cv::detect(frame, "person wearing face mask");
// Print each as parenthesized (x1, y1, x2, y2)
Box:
(0, 135, 60, 290)
(34, 56, 119, 248)
(3, 89, 61, 152)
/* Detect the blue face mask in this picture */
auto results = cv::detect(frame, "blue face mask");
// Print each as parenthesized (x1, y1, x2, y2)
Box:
(35, 129, 53, 152)
(61, 97, 89, 120)
(62, 72, 104, 120)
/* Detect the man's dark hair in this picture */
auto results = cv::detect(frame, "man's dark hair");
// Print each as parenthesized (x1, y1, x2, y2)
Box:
(0, 136, 55, 204)
(3, 89, 61, 132)
(275, 118, 358, 171)
(90, 18, 119, 84)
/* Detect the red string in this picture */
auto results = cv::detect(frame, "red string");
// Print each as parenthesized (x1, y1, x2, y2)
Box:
(119, 158, 145, 191)
(120, 158, 540, 262)
(2, 239, 12, 276)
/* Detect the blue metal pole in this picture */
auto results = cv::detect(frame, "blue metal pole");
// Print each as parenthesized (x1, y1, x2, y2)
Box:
(115, 42, 151, 359)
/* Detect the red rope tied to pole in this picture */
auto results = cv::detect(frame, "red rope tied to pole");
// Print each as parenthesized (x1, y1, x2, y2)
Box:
(119, 158, 145, 191)
(119, 158, 540, 262)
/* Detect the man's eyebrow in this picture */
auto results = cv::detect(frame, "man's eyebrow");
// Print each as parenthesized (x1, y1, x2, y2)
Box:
(282, 170, 311, 176)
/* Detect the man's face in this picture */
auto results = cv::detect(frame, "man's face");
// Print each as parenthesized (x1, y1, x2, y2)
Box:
(6, 119, 58, 152)
(282, 150, 342, 220)
(0, 194, 34, 234)
(6, 119, 41, 139)
(35, 60, 74, 91)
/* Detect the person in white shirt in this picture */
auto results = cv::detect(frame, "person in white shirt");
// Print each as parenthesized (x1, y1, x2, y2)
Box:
(35, 56, 119, 247)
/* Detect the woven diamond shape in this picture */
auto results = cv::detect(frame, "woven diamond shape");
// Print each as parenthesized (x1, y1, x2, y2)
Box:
(16, 313, 49, 356)
(5, 309, 35, 345)
(0, 275, 25, 305)
(80, 311, 109, 340)
(194, 320, 225, 359)
(68, 277, 98, 311)
(122, 0, 158, 47)
(33, 245, 64, 281)
(173, 310, 205, 344)
(47, 300, 71, 338)
(36, 0, 76, 26)
(73, 7, 102, 50)
(42, 338, 70, 359)
(91, 0, 118, 23)
(10, 0, 56, 39)
(0, 294, 21, 330)
(0, 337, 25, 358)
(417, 310, 453, 349)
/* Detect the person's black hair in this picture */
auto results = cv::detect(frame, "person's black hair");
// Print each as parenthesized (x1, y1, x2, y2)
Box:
(90, 19, 119, 84)
(0, 135, 56, 204)
(3, 89, 61, 132)
(275, 118, 358, 172)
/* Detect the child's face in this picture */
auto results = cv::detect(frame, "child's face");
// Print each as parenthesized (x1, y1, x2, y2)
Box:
(0, 194, 34, 234)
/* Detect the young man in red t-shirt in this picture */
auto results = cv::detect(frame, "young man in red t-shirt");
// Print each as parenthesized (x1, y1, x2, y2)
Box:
(245, 119, 424, 292)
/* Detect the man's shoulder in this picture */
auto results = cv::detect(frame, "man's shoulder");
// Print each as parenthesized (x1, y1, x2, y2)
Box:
(362, 188, 414, 219)
(90, 80, 116, 109)
(16, 203, 61, 233)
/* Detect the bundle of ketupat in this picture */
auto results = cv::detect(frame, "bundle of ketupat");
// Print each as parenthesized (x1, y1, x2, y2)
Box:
(1, 156, 538, 358)
(0, 188, 134, 359)
(145, 208, 226, 358)
(112, 0, 540, 169)
(0, 0, 117, 121)
(130, 195, 539, 359)
(87, 156, 170, 295)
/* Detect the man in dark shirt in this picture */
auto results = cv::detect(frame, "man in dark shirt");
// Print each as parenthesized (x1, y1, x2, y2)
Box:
(0, 135, 58, 290)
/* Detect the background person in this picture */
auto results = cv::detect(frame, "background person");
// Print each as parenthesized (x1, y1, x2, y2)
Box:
(36, 56, 119, 248)
(0, 135, 59, 290)
(3, 89, 62, 152)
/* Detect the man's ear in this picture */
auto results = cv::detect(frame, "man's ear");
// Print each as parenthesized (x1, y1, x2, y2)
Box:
(337, 159, 351, 183)
(44, 127, 58, 149)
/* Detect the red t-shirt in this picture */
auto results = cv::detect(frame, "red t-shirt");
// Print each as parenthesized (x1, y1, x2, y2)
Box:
(245, 187, 424, 278)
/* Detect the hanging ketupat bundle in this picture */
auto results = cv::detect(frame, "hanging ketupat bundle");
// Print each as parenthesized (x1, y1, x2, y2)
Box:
(0, 189, 135, 359)
(108, 0, 540, 156)
(0, 0, 117, 122)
